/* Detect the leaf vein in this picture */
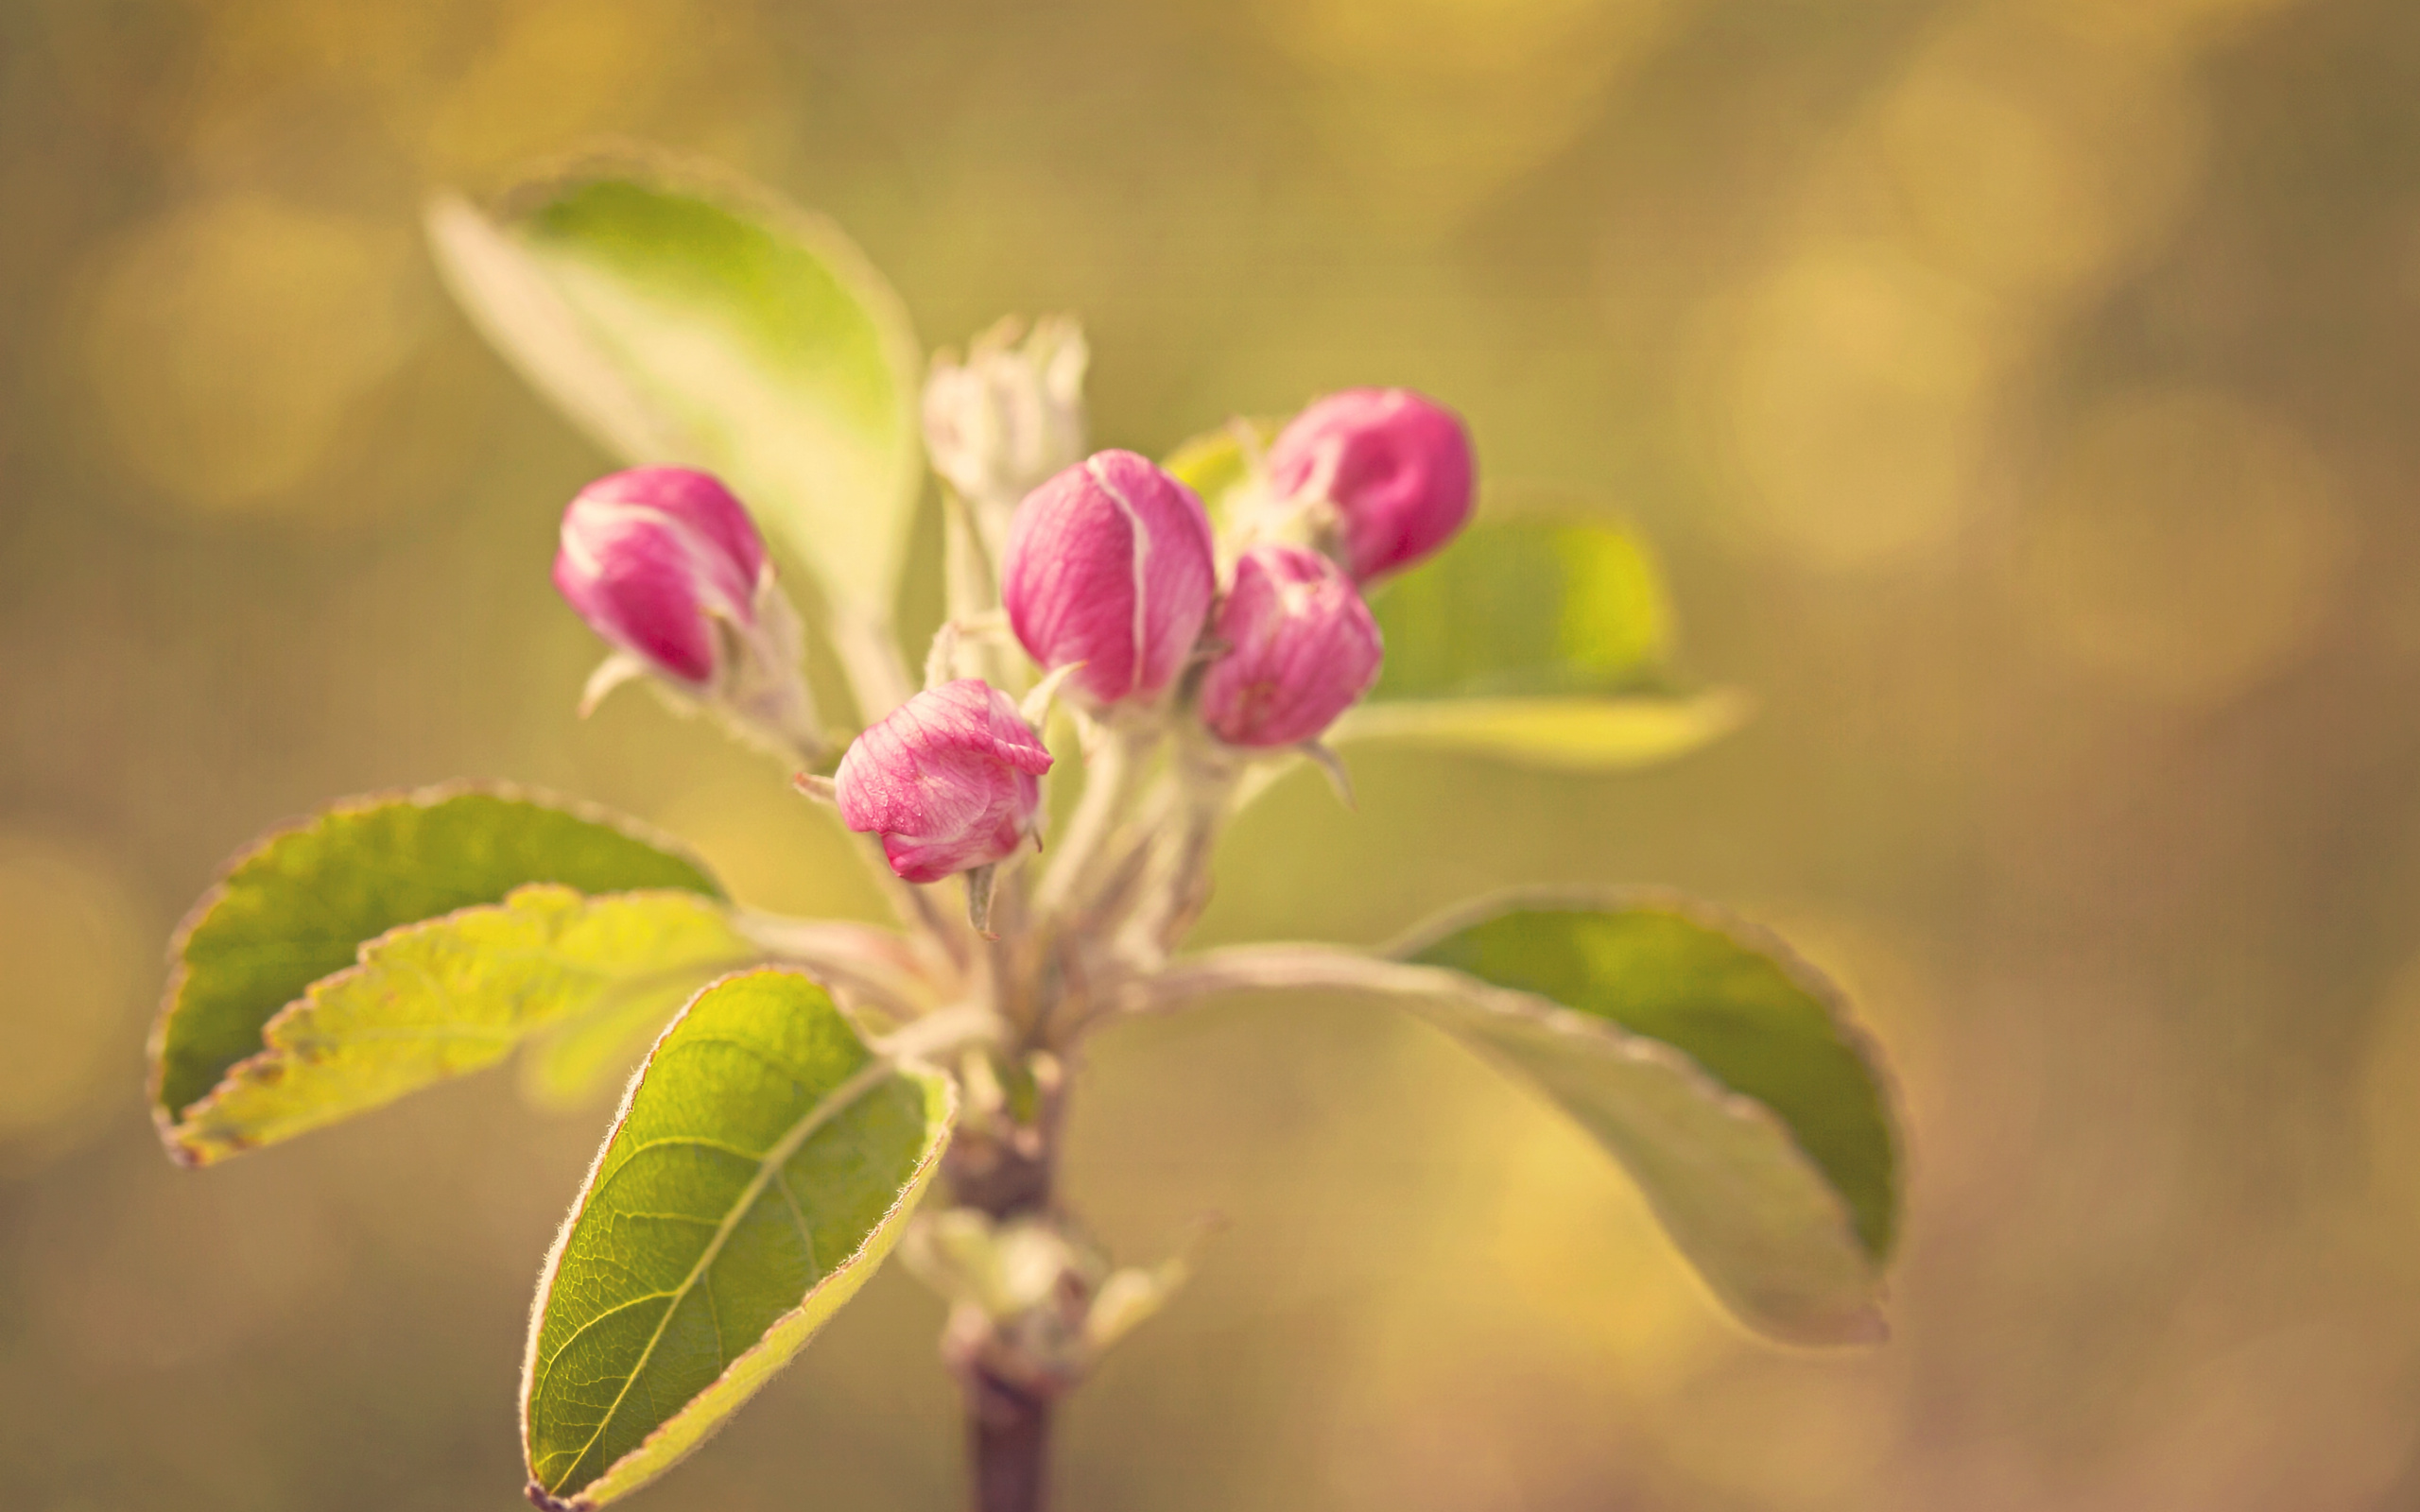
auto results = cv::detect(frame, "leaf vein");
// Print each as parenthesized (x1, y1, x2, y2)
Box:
(538, 1054, 893, 1495)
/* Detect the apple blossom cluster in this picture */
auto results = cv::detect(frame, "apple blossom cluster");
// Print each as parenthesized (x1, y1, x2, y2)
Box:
(550, 361, 1472, 906)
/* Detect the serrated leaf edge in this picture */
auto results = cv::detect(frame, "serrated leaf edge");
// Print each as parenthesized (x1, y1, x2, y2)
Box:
(149, 780, 726, 1143)
(517, 967, 957, 1510)
(163, 885, 755, 1167)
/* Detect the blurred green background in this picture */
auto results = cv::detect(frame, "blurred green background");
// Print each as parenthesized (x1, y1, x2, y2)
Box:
(8, 0, 2420, 1506)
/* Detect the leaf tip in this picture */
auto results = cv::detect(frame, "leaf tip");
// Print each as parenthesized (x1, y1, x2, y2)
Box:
(159, 1128, 205, 1170)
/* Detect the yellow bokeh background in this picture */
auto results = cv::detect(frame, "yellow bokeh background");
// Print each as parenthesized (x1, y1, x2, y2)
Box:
(7, 0, 2420, 1506)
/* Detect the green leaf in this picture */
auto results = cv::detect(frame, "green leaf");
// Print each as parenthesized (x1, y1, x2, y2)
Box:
(1403, 893, 1900, 1343)
(518, 979, 697, 1112)
(152, 783, 723, 1133)
(165, 886, 754, 1166)
(426, 156, 924, 620)
(1328, 689, 1749, 772)
(1154, 445, 1742, 774)
(1161, 418, 1276, 533)
(1372, 517, 1674, 698)
(1344, 515, 1740, 770)
(523, 970, 955, 1510)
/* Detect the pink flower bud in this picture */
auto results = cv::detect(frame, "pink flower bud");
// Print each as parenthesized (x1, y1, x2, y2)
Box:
(552, 467, 767, 687)
(1001, 450, 1218, 709)
(834, 679, 1055, 884)
(1198, 544, 1384, 748)
(1266, 387, 1475, 582)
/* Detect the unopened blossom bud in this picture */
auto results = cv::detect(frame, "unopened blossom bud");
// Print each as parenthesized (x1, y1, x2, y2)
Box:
(1198, 544, 1383, 748)
(1002, 450, 1217, 710)
(924, 317, 1090, 531)
(835, 679, 1054, 884)
(552, 467, 767, 687)
(553, 467, 823, 759)
(1265, 387, 1475, 582)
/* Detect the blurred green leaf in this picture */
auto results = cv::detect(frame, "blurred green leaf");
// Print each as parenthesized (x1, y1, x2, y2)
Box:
(1372, 518, 1675, 699)
(1158, 438, 1739, 775)
(1329, 689, 1750, 772)
(523, 970, 954, 1510)
(153, 784, 724, 1134)
(1404, 893, 1899, 1342)
(165, 885, 753, 1166)
(1148, 905, 1898, 1344)
(426, 157, 924, 621)
(1161, 417, 1276, 532)
(1341, 514, 1739, 769)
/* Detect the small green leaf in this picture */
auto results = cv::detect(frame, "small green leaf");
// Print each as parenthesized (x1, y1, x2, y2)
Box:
(427, 157, 923, 620)
(153, 783, 722, 1131)
(1404, 893, 1900, 1342)
(1346, 516, 1740, 770)
(523, 970, 954, 1510)
(166, 886, 754, 1166)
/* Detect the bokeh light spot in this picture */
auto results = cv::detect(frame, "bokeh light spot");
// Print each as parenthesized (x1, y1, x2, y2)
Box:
(78, 192, 426, 516)
(0, 832, 149, 1151)
(2015, 387, 2350, 704)
(425, 0, 688, 169)
(1696, 241, 2007, 573)
(1253, 0, 1679, 228)
(1871, 38, 2204, 305)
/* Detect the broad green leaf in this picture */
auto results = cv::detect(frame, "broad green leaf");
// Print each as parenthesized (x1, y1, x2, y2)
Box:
(1343, 515, 1739, 770)
(152, 783, 723, 1133)
(427, 158, 923, 620)
(1404, 893, 1899, 1342)
(523, 970, 955, 1510)
(165, 886, 753, 1166)
(1149, 922, 1895, 1346)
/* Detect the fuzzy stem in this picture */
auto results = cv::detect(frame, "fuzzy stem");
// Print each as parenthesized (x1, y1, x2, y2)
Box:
(1031, 723, 1152, 919)
(830, 605, 917, 725)
(942, 490, 1019, 692)
(1117, 752, 1239, 966)
(850, 833, 973, 975)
